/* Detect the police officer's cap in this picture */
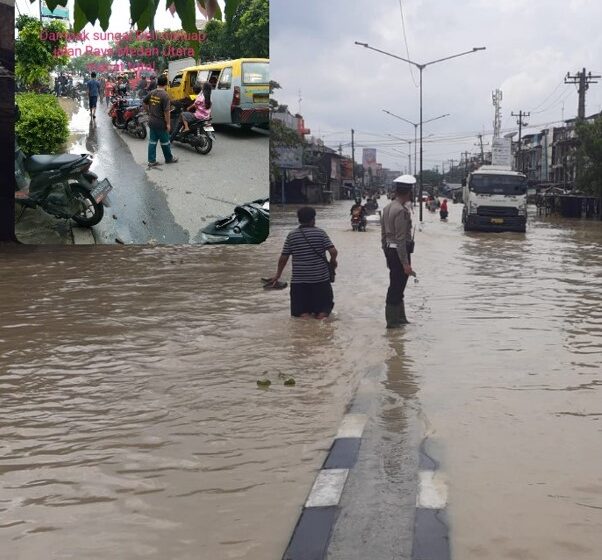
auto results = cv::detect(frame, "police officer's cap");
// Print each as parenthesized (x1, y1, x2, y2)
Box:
(393, 174, 416, 185)
(392, 174, 416, 194)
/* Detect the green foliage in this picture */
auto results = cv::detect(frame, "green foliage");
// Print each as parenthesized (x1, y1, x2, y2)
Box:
(16, 93, 69, 156)
(67, 53, 111, 75)
(198, 0, 268, 61)
(270, 119, 304, 178)
(576, 115, 602, 198)
(15, 17, 69, 90)
(198, 20, 230, 61)
(421, 169, 443, 185)
(232, 0, 268, 58)
(109, 31, 193, 72)
(35, 0, 241, 32)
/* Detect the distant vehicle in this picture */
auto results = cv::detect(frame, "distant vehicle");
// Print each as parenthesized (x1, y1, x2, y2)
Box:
(462, 165, 527, 232)
(167, 58, 269, 128)
(167, 57, 196, 82)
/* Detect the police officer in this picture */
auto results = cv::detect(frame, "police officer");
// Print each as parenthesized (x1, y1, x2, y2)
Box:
(381, 175, 416, 328)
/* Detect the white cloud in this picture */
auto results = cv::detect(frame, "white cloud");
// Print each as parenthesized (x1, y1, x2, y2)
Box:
(271, 0, 602, 170)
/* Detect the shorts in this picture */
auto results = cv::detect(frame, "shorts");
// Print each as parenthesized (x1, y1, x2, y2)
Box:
(182, 112, 197, 123)
(89, 96, 98, 108)
(290, 281, 334, 317)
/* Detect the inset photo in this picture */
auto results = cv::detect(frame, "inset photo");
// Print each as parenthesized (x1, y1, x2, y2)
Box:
(14, 0, 269, 245)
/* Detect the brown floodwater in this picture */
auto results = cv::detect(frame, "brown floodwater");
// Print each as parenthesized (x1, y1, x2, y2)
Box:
(1, 200, 601, 559)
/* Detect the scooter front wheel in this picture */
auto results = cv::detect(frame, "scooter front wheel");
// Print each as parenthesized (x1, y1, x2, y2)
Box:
(70, 183, 104, 227)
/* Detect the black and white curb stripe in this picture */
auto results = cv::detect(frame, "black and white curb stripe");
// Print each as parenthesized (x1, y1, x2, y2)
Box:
(412, 439, 450, 560)
(282, 413, 368, 560)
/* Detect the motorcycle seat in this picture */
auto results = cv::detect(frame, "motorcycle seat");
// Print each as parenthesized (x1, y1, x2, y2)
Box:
(25, 154, 84, 173)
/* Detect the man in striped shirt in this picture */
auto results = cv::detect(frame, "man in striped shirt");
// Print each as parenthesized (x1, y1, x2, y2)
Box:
(269, 207, 338, 319)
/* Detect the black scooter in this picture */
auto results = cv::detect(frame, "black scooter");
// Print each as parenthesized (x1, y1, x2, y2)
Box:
(15, 105, 112, 227)
(15, 145, 112, 227)
(169, 102, 215, 155)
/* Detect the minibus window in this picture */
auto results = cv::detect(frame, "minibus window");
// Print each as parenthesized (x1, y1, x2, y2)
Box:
(218, 68, 232, 89)
(171, 73, 183, 87)
(242, 62, 268, 84)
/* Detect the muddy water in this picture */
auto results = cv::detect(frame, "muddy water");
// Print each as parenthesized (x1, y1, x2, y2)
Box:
(407, 203, 602, 559)
(1, 200, 601, 559)
(0, 240, 369, 559)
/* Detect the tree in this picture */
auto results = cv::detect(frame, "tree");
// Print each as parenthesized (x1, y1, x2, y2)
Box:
(231, 0, 268, 58)
(33, 0, 244, 32)
(270, 120, 303, 179)
(67, 53, 111, 75)
(575, 115, 602, 207)
(109, 31, 194, 72)
(15, 15, 69, 90)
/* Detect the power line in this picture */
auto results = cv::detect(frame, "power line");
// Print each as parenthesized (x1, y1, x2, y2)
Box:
(398, 0, 418, 87)
(529, 80, 564, 112)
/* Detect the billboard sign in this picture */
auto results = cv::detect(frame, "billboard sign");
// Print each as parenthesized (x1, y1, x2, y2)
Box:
(274, 147, 303, 169)
(491, 137, 512, 168)
(41, 2, 70, 20)
(362, 148, 377, 171)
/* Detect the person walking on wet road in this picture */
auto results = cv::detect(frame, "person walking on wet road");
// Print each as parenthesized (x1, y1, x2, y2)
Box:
(381, 175, 416, 328)
(269, 207, 338, 320)
(86, 72, 101, 119)
(143, 75, 178, 167)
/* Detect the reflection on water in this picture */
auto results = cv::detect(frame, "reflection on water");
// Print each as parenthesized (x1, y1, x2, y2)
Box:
(408, 205, 602, 559)
(1, 201, 601, 559)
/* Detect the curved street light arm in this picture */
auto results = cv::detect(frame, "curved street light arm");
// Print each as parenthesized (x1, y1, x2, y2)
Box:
(355, 42, 421, 69)
(423, 47, 486, 68)
(423, 113, 450, 125)
(382, 109, 418, 128)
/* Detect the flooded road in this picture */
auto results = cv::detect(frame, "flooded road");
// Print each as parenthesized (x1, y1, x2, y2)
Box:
(1, 200, 601, 559)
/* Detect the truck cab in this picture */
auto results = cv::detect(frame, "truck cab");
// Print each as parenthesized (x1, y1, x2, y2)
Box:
(462, 165, 527, 233)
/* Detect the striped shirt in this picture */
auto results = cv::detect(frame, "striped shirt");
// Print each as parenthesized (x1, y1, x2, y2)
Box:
(282, 226, 334, 284)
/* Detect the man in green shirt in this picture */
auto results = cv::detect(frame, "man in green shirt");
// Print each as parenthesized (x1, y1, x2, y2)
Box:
(143, 75, 178, 167)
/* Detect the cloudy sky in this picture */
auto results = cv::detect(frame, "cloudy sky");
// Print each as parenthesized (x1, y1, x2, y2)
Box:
(271, 0, 602, 173)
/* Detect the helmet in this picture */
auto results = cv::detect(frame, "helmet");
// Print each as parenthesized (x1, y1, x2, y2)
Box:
(393, 174, 416, 185)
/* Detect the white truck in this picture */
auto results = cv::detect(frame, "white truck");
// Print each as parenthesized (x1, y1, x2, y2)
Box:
(462, 165, 528, 232)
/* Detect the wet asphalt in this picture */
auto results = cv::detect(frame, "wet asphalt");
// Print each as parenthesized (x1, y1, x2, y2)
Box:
(68, 100, 188, 244)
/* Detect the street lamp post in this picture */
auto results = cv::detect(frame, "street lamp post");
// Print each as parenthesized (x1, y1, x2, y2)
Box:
(385, 112, 449, 177)
(356, 41, 485, 221)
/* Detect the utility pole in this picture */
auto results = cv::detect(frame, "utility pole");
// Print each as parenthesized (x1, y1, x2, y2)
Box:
(477, 134, 485, 163)
(565, 68, 600, 120)
(351, 129, 356, 188)
(511, 110, 530, 172)
(463, 151, 470, 176)
(449, 158, 456, 181)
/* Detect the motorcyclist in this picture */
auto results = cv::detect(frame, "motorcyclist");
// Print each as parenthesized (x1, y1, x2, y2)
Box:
(350, 198, 367, 229)
(180, 82, 212, 134)
(365, 196, 379, 213)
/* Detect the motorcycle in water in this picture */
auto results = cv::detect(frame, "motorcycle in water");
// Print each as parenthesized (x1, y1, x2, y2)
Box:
(169, 103, 215, 155)
(201, 199, 269, 244)
(109, 96, 147, 139)
(351, 207, 367, 232)
(15, 142, 112, 227)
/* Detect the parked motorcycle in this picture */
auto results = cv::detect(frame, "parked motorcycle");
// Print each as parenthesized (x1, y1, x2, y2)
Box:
(15, 141, 112, 227)
(109, 96, 147, 139)
(169, 103, 215, 155)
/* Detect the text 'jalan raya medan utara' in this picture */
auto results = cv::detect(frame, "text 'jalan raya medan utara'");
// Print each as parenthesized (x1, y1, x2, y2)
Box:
(40, 30, 207, 58)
